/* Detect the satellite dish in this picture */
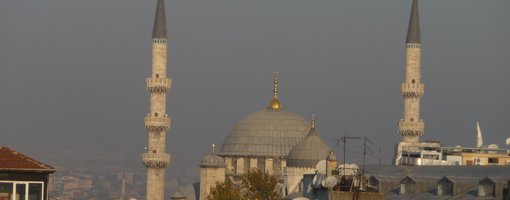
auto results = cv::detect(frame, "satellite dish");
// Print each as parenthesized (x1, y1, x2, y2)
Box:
(488, 144, 499, 154)
(312, 174, 319, 187)
(506, 138, 510, 145)
(325, 176, 338, 189)
(315, 160, 326, 174)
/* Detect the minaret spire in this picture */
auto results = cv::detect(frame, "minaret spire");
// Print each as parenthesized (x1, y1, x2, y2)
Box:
(476, 122, 483, 148)
(398, 0, 425, 143)
(152, 0, 167, 39)
(406, 0, 421, 44)
(143, 0, 171, 200)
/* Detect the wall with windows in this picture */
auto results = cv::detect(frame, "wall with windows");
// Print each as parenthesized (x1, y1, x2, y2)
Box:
(0, 173, 50, 200)
(0, 181, 44, 200)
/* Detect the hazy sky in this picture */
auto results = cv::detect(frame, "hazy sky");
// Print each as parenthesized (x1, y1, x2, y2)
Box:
(1, 0, 509, 177)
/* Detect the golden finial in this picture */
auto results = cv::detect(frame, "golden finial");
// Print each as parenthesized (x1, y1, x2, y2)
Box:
(311, 113, 316, 129)
(273, 70, 279, 97)
(212, 144, 216, 155)
(267, 70, 282, 110)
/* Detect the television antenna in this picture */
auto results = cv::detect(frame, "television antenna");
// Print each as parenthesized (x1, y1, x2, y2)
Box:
(336, 133, 361, 177)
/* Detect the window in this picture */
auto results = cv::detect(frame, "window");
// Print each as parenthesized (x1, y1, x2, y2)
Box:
(0, 181, 44, 200)
(488, 158, 499, 164)
(479, 183, 495, 197)
(0, 182, 13, 200)
(412, 79, 415, 83)
(438, 181, 453, 195)
(155, 74, 159, 78)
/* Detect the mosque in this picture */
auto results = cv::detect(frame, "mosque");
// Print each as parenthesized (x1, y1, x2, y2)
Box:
(142, 0, 510, 200)
(196, 72, 337, 200)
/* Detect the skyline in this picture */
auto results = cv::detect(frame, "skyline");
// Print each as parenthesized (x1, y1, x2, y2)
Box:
(1, 0, 509, 179)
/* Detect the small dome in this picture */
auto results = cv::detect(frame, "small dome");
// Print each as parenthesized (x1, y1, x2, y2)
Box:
(219, 109, 309, 157)
(200, 154, 225, 168)
(287, 126, 333, 168)
(170, 190, 187, 199)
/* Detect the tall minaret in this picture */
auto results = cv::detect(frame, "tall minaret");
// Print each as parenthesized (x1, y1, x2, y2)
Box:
(142, 0, 171, 200)
(398, 0, 425, 143)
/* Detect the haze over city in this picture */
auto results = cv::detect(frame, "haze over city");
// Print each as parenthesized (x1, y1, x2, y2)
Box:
(1, 0, 509, 185)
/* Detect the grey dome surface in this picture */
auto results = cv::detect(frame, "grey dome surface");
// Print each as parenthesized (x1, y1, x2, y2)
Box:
(200, 154, 225, 168)
(219, 109, 310, 157)
(287, 128, 333, 168)
(170, 190, 187, 199)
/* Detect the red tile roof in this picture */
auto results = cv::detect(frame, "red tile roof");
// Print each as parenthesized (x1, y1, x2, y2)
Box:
(0, 146, 55, 173)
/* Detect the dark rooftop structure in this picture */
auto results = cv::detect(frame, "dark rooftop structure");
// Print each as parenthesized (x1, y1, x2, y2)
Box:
(406, 0, 421, 44)
(364, 165, 510, 199)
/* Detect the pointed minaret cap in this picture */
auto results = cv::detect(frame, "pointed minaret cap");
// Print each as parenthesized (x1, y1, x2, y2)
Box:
(406, 0, 421, 44)
(152, 0, 167, 39)
(476, 122, 483, 148)
(267, 70, 283, 110)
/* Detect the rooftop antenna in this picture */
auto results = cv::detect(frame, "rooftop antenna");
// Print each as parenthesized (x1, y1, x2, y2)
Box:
(362, 137, 374, 176)
(378, 144, 382, 166)
(336, 133, 361, 177)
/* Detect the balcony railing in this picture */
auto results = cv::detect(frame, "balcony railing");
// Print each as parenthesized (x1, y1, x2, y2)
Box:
(400, 83, 424, 97)
(147, 77, 171, 92)
(142, 153, 170, 168)
(144, 116, 171, 131)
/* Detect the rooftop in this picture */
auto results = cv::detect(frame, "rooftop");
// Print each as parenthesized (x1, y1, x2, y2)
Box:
(0, 146, 55, 173)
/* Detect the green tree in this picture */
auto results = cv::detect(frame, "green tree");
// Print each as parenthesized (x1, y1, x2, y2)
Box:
(207, 179, 243, 200)
(241, 169, 282, 200)
(207, 169, 282, 200)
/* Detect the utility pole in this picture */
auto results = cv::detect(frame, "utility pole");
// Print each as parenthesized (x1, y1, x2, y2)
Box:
(337, 136, 361, 177)
(362, 137, 367, 176)
(361, 137, 374, 176)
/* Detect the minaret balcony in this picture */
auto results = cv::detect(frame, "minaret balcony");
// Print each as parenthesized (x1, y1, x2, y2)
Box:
(147, 77, 171, 92)
(144, 116, 171, 132)
(400, 83, 424, 97)
(142, 153, 170, 168)
(398, 121, 424, 136)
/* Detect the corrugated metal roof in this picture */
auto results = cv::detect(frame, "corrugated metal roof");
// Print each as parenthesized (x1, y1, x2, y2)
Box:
(365, 165, 510, 179)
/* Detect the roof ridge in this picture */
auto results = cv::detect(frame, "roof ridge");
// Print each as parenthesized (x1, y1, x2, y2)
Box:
(0, 146, 55, 172)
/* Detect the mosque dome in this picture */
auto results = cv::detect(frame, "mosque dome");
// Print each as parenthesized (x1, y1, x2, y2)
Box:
(200, 154, 225, 168)
(287, 117, 333, 168)
(219, 71, 311, 157)
(219, 108, 310, 157)
(170, 190, 187, 200)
